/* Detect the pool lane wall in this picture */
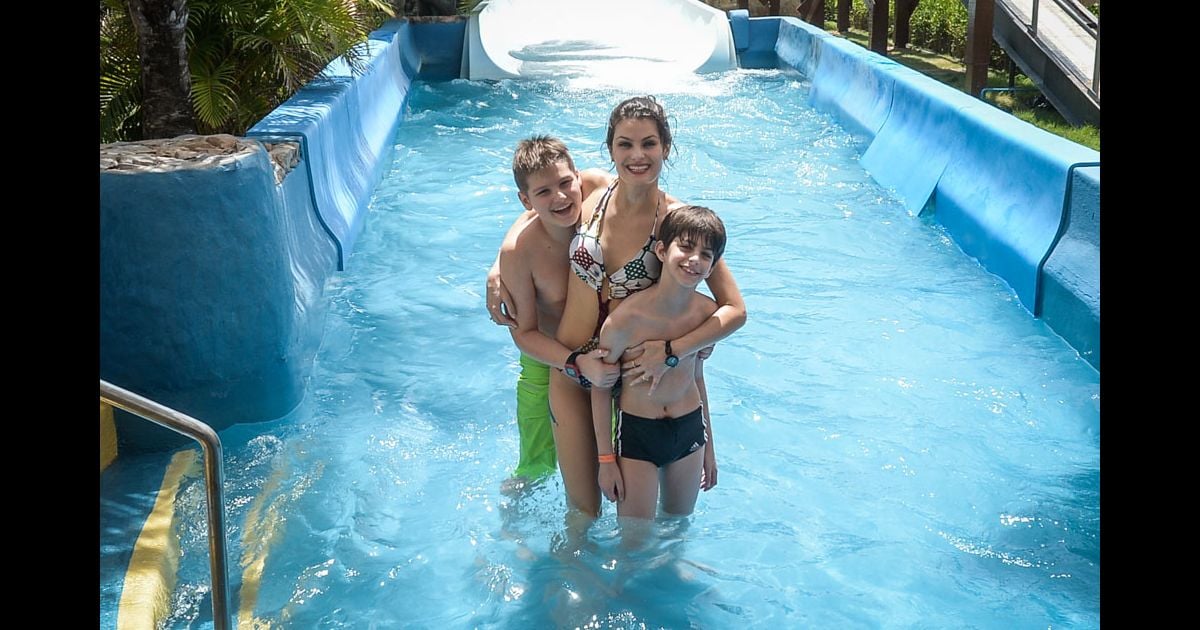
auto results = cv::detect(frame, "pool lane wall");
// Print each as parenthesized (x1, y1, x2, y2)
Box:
(767, 16, 1099, 370)
(99, 19, 465, 451)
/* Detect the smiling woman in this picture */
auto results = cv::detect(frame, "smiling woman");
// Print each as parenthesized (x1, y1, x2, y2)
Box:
(542, 96, 748, 518)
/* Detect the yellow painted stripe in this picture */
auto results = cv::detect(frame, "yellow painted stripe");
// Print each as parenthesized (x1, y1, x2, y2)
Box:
(237, 455, 289, 630)
(238, 454, 324, 629)
(118, 449, 200, 630)
(100, 403, 118, 473)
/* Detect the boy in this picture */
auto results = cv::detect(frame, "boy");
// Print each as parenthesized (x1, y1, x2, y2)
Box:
(591, 205, 726, 519)
(497, 136, 620, 485)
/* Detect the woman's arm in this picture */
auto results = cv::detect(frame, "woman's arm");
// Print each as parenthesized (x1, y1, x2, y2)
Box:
(622, 259, 747, 389)
(593, 317, 633, 503)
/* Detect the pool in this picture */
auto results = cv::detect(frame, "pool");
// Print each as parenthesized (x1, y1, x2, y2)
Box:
(144, 70, 1099, 628)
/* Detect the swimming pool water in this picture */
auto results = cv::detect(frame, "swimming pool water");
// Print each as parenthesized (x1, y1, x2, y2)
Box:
(159, 69, 1099, 628)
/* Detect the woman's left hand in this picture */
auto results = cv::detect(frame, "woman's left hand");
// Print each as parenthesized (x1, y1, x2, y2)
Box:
(621, 340, 671, 394)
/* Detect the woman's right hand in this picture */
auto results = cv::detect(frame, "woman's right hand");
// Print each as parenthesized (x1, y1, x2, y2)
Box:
(599, 461, 624, 503)
(486, 263, 517, 327)
(578, 349, 620, 388)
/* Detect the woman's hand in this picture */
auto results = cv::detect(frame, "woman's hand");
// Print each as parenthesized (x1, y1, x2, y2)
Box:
(578, 349, 620, 388)
(620, 340, 671, 393)
(599, 461, 624, 503)
(486, 264, 517, 327)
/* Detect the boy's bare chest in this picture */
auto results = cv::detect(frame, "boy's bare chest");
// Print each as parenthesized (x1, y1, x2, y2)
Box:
(529, 239, 569, 305)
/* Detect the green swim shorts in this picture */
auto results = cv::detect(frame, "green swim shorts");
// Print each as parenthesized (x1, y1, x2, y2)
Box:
(513, 353, 557, 480)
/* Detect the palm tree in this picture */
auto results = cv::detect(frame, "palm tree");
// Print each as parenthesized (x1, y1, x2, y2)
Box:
(126, 0, 195, 138)
(101, 0, 395, 142)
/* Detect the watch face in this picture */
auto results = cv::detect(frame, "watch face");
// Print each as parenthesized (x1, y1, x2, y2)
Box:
(565, 366, 579, 378)
(665, 355, 679, 367)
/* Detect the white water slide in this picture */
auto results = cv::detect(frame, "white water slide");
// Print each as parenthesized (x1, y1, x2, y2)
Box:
(461, 0, 738, 80)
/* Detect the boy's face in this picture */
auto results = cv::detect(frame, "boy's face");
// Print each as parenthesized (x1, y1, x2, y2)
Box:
(656, 234, 715, 287)
(518, 161, 583, 229)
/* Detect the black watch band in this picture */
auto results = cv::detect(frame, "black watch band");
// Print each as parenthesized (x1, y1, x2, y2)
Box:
(664, 340, 679, 368)
(564, 351, 583, 378)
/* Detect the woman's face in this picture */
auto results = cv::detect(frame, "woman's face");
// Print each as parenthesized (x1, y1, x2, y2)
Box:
(609, 118, 667, 185)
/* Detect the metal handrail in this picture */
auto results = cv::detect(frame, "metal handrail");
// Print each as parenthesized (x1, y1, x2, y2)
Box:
(100, 380, 231, 630)
(1019, 0, 1100, 99)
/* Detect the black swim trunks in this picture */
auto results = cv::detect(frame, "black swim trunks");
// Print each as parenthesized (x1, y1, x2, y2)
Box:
(616, 407, 707, 468)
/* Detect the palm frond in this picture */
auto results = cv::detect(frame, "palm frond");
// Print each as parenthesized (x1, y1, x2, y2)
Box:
(190, 57, 240, 131)
(457, 0, 490, 15)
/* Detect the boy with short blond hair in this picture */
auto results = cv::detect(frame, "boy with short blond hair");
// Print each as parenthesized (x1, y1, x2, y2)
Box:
(499, 136, 618, 483)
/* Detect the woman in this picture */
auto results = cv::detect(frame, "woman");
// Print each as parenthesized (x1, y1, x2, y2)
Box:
(490, 96, 747, 516)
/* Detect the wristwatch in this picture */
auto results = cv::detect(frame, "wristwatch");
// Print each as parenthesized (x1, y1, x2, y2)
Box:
(564, 351, 583, 380)
(664, 340, 679, 368)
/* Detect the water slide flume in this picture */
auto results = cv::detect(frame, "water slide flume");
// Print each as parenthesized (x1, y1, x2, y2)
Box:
(462, 0, 738, 80)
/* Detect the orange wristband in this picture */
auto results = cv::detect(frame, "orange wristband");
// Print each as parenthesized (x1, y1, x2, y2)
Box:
(597, 453, 616, 464)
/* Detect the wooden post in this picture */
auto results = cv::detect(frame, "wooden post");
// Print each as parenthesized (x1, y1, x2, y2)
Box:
(867, 0, 890, 55)
(738, 1, 750, 9)
(798, 0, 827, 27)
(768, 0, 781, 15)
(837, 0, 850, 33)
(965, 0, 995, 97)
(895, 0, 920, 50)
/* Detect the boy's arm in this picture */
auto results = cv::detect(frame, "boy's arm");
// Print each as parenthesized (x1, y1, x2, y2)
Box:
(593, 315, 634, 503)
(696, 359, 717, 491)
(486, 210, 538, 327)
(621, 261, 746, 390)
(500, 241, 619, 386)
(580, 168, 614, 199)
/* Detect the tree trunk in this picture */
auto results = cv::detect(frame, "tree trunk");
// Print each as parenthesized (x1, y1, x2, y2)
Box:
(797, 0, 826, 27)
(419, 0, 457, 15)
(127, 0, 194, 139)
(867, 0, 889, 55)
(965, 0, 996, 97)
(895, 0, 920, 49)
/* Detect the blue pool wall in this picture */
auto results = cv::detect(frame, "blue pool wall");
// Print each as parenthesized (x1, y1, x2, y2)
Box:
(99, 20, 466, 449)
(99, 14, 1098, 449)
(767, 16, 1099, 370)
(100, 147, 338, 449)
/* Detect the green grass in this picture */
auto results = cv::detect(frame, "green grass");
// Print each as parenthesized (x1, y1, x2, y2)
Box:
(825, 23, 1100, 151)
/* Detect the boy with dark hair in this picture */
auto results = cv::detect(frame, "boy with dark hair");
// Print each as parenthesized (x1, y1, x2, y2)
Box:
(590, 205, 728, 519)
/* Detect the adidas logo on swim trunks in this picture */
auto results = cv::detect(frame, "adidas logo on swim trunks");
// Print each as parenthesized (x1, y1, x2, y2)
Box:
(689, 442, 700, 452)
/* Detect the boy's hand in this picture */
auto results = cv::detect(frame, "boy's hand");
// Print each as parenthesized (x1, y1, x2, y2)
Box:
(599, 461, 624, 503)
(621, 340, 671, 394)
(701, 444, 718, 491)
(486, 266, 517, 327)
(579, 350, 620, 388)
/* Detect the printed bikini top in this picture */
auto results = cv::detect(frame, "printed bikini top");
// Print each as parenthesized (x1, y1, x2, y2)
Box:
(569, 180, 662, 300)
